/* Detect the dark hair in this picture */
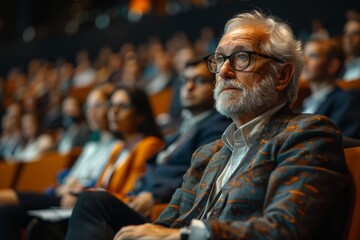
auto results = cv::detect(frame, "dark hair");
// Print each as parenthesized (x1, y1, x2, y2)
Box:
(111, 86, 163, 140)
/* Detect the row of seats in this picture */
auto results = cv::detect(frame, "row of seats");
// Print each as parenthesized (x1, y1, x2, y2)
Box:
(343, 146, 360, 240)
(0, 148, 81, 192)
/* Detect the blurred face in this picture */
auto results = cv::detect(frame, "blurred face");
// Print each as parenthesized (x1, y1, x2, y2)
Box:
(107, 90, 140, 135)
(21, 114, 37, 140)
(343, 20, 360, 57)
(213, 25, 278, 119)
(180, 63, 215, 115)
(62, 97, 80, 117)
(301, 41, 330, 82)
(85, 90, 108, 131)
(3, 103, 21, 132)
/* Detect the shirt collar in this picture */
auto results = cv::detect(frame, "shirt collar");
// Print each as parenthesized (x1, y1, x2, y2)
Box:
(222, 103, 286, 151)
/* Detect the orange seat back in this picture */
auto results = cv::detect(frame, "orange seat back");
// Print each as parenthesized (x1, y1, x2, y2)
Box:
(337, 78, 360, 92)
(14, 151, 74, 192)
(149, 87, 173, 117)
(0, 161, 20, 189)
(343, 147, 360, 240)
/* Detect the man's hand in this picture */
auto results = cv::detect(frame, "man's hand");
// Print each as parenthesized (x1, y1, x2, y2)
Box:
(127, 192, 154, 217)
(56, 178, 83, 196)
(114, 223, 180, 240)
(60, 192, 78, 208)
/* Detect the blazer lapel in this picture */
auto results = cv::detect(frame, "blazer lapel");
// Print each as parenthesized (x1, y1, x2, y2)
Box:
(208, 105, 295, 218)
(180, 143, 232, 223)
(235, 105, 296, 173)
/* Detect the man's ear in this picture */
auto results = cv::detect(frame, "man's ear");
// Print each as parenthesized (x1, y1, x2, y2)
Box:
(276, 63, 294, 91)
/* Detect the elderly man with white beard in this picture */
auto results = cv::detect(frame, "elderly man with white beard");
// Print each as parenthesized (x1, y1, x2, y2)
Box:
(65, 10, 349, 240)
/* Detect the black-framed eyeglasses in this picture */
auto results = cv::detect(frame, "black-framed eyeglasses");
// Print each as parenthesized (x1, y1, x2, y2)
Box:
(107, 102, 132, 110)
(179, 75, 214, 86)
(203, 50, 285, 74)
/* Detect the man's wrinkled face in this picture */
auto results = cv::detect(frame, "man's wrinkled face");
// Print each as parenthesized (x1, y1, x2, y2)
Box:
(213, 25, 278, 118)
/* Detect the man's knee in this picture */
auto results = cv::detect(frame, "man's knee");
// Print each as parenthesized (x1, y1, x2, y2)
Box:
(76, 191, 115, 208)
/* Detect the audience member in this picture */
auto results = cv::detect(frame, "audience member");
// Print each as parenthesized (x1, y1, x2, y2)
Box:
(0, 102, 23, 160)
(65, 10, 348, 240)
(56, 96, 91, 154)
(58, 62, 75, 94)
(55, 88, 116, 195)
(72, 50, 96, 88)
(11, 113, 54, 162)
(299, 38, 360, 139)
(41, 89, 63, 131)
(87, 86, 165, 201)
(342, 16, 360, 81)
(144, 51, 176, 95)
(309, 18, 329, 40)
(162, 46, 196, 132)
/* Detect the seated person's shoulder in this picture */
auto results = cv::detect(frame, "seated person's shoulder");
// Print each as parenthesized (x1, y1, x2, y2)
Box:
(280, 113, 343, 142)
(191, 139, 224, 161)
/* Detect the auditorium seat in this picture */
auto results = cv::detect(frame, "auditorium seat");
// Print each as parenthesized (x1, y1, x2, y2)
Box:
(337, 78, 360, 92)
(14, 150, 79, 192)
(148, 87, 173, 117)
(0, 161, 19, 189)
(343, 146, 360, 240)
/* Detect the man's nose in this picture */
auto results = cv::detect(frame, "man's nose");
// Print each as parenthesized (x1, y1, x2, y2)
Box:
(218, 59, 236, 80)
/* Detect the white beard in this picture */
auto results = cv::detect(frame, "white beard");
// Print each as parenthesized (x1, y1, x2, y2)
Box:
(214, 76, 278, 117)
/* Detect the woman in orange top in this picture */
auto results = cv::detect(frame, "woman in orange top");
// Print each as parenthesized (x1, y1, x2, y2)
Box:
(61, 86, 165, 207)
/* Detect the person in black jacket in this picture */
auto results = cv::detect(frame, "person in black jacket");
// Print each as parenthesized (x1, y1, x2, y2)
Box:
(299, 38, 360, 139)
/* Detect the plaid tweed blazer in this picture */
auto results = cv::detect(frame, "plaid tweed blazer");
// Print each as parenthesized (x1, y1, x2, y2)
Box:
(154, 105, 349, 240)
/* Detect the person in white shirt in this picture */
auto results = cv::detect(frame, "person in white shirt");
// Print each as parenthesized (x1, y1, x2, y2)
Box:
(342, 17, 360, 81)
(300, 38, 360, 139)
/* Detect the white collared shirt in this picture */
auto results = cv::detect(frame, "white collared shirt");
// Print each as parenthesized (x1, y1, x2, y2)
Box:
(343, 56, 360, 81)
(210, 103, 286, 205)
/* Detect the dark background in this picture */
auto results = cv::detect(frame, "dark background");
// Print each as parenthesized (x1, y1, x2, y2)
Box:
(0, 0, 359, 77)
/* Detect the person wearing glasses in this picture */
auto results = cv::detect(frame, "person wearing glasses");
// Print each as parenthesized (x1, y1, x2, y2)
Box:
(67, 11, 347, 240)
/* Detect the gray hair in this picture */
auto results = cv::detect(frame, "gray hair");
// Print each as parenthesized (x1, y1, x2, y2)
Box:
(223, 10, 303, 105)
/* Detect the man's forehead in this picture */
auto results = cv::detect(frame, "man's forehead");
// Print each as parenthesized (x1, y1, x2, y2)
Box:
(217, 25, 268, 51)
